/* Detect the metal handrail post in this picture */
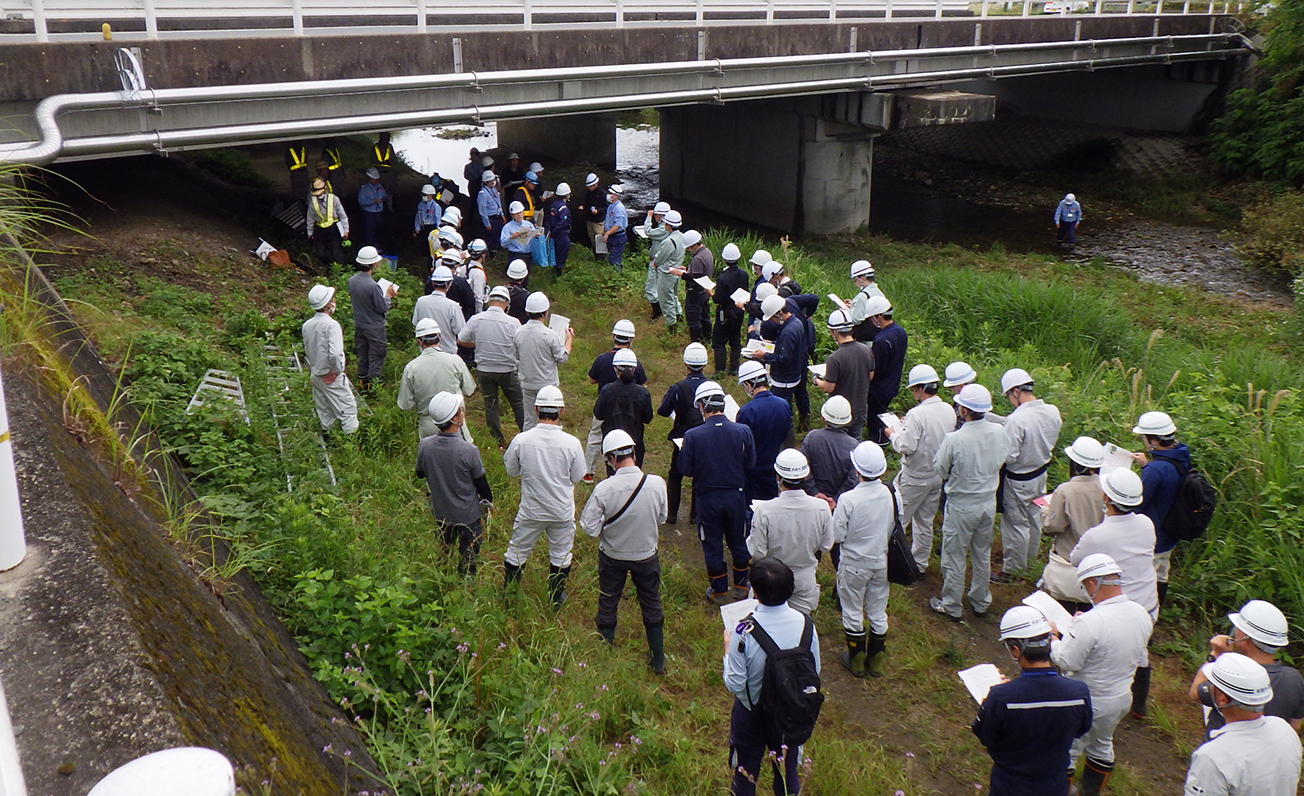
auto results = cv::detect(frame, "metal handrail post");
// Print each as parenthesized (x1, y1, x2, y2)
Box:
(0, 359, 26, 573)
(30, 0, 48, 42)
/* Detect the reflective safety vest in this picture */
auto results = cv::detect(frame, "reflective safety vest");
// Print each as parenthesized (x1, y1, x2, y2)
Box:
(515, 186, 537, 219)
(288, 145, 308, 170)
(373, 144, 393, 169)
(324, 147, 342, 171)
(311, 195, 337, 228)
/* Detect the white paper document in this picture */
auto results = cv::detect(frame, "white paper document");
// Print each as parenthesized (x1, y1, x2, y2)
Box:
(1100, 442, 1135, 476)
(744, 339, 775, 355)
(377, 278, 397, 295)
(959, 663, 1005, 704)
(672, 438, 683, 450)
(730, 288, 752, 305)
(877, 412, 901, 429)
(594, 234, 608, 255)
(1022, 589, 1075, 635)
(549, 314, 571, 336)
(723, 394, 740, 423)
(721, 598, 758, 629)
(827, 293, 851, 312)
(808, 363, 827, 379)
(695, 275, 716, 291)
(634, 225, 649, 239)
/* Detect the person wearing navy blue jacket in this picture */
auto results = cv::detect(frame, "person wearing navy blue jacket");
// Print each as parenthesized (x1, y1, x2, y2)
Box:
(1129, 410, 1190, 608)
(680, 380, 756, 606)
(658, 343, 710, 525)
(736, 359, 793, 502)
(750, 294, 807, 418)
(863, 295, 907, 444)
(974, 606, 1093, 796)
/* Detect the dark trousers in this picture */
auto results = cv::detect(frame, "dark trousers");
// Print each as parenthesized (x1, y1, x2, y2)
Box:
(311, 224, 346, 266)
(686, 291, 712, 342)
(865, 392, 894, 444)
(327, 170, 345, 197)
(354, 323, 387, 383)
(729, 699, 802, 796)
(359, 210, 383, 249)
(596, 551, 663, 632)
(1057, 221, 1078, 245)
(485, 217, 505, 252)
(697, 489, 750, 592)
(438, 518, 483, 574)
(771, 377, 809, 419)
(713, 311, 743, 371)
(289, 168, 310, 204)
(667, 445, 695, 522)
(607, 232, 627, 268)
(378, 168, 397, 210)
(477, 369, 525, 445)
(554, 234, 571, 272)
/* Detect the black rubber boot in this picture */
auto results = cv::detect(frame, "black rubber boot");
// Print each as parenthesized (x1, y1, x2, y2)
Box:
(797, 412, 810, 434)
(713, 345, 727, 374)
(867, 632, 888, 678)
(548, 565, 571, 610)
(840, 631, 867, 677)
(1157, 582, 1169, 608)
(1130, 665, 1151, 719)
(597, 625, 616, 645)
(646, 624, 666, 675)
(649, 302, 662, 320)
(1079, 757, 1114, 796)
(503, 561, 523, 591)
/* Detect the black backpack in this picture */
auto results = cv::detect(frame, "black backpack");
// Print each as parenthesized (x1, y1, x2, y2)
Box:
(1162, 460, 1217, 541)
(745, 615, 824, 749)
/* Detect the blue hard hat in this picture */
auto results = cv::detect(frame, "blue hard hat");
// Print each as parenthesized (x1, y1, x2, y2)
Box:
(525, 170, 538, 182)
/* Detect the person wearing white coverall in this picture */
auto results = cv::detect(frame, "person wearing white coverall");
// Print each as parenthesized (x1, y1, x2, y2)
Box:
(995, 368, 1062, 581)
(650, 210, 687, 329)
(930, 384, 1009, 621)
(747, 449, 833, 616)
(301, 285, 359, 434)
(885, 364, 956, 572)
(1050, 554, 1154, 796)
(503, 385, 587, 608)
(832, 441, 897, 679)
(642, 202, 670, 315)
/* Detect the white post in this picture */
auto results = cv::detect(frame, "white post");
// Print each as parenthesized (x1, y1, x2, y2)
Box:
(142, 0, 158, 38)
(766, 0, 773, 23)
(291, 0, 304, 35)
(417, 0, 427, 33)
(30, 0, 48, 43)
(88, 748, 234, 796)
(523, 0, 532, 29)
(934, 0, 942, 18)
(884, 0, 892, 20)
(0, 678, 26, 796)
(0, 361, 26, 573)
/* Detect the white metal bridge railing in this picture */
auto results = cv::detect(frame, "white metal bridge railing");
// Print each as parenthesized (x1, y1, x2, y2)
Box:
(3, 0, 1247, 43)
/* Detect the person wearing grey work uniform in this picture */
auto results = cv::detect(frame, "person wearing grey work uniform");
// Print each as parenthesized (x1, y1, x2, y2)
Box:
(302, 285, 359, 435)
(416, 392, 493, 575)
(503, 385, 586, 608)
(942, 362, 1006, 429)
(1050, 554, 1153, 796)
(1189, 600, 1304, 738)
(411, 267, 465, 355)
(397, 318, 475, 441)
(347, 246, 397, 390)
(885, 364, 956, 573)
(832, 442, 897, 679)
(652, 210, 687, 330)
(580, 430, 670, 674)
(457, 286, 525, 448)
(994, 367, 1062, 583)
(513, 291, 573, 431)
(641, 202, 671, 317)
(930, 384, 1009, 621)
(846, 259, 885, 342)
(747, 450, 834, 616)
(1183, 652, 1302, 796)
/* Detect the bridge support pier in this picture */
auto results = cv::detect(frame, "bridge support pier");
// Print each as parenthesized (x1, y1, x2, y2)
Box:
(497, 112, 617, 170)
(659, 101, 876, 236)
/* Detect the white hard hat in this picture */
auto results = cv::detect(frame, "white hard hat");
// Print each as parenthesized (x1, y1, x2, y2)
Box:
(1132, 411, 1177, 436)
(1076, 553, 1122, 583)
(608, 184, 624, 196)
(602, 429, 637, 456)
(827, 309, 854, 332)
(307, 284, 335, 310)
(529, 161, 544, 173)
(438, 227, 464, 248)
(585, 173, 599, 187)
(943, 361, 977, 388)
(468, 238, 487, 253)
(682, 229, 702, 247)
(556, 182, 571, 197)
(663, 210, 683, 227)
(1065, 193, 1076, 203)
(613, 348, 638, 368)
(999, 606, 1052, 642)
(443, 206, 463, 224)
(427, 391, 463, 425)
(864, 295, 892, 317)
(850, 259, 875, 278)
(414, 318, 441, 339)
(1229, 600, 1290, 649)
(439, 249, 465, 266)
(722, 243, 742, 262)
(1001, 368, 1035, 394)
(749, 249, 772, 267)
(1207, 652, 1273, 706)
(955, 384, 993, 413)
(482, 155, 495, 167)
(482, 170, 497, 182)
(507, 259, 529, 279)
(761, 262, 784, 282)
(421, 184, 438, 196)
(365, 167, 380, 179)
(821, 395, 853, 427)
(488, 285, 511, 302)
(756, 282, 778, 301)
(851, 440, 887, 478)
(1101, 467, 1144, 507)
(653, 201, 671, 215)
(525, 291, 550, 314)
(738, 360, 768, 384)
(774, 448, 811, 480)
(1064, 436, 1106, 469)
(355, 245, 383, 266)
(534, 385, 565, 408)
(694, 380, 726, 404)
(907, 364, 940, 389)
(683, 343, 709, 368)
(432, 265, 454, 283)
(509, 201, 525, 214)
(760, 295, 787, 321)
(611, 318, 636, 340)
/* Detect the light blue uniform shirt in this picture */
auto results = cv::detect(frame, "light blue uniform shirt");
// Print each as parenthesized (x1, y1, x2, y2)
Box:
(500, 219, 535, 254)
(358, 182, 386, 213)
(413, 198, 442, 231)
(478, 185, 504, 227)
(604, 201, 628, 235)
(723, 602, 821, 710)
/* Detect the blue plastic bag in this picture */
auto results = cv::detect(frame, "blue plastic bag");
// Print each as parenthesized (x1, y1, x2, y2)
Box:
(530, 235, 555, 268)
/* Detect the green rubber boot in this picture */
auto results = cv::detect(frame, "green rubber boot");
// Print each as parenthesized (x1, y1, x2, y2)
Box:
(840, 631, 867, 678)
(867, 632, 888, 678)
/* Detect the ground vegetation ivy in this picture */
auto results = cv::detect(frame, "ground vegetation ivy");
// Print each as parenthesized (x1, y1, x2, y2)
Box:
(46, 227, 1304, 795)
